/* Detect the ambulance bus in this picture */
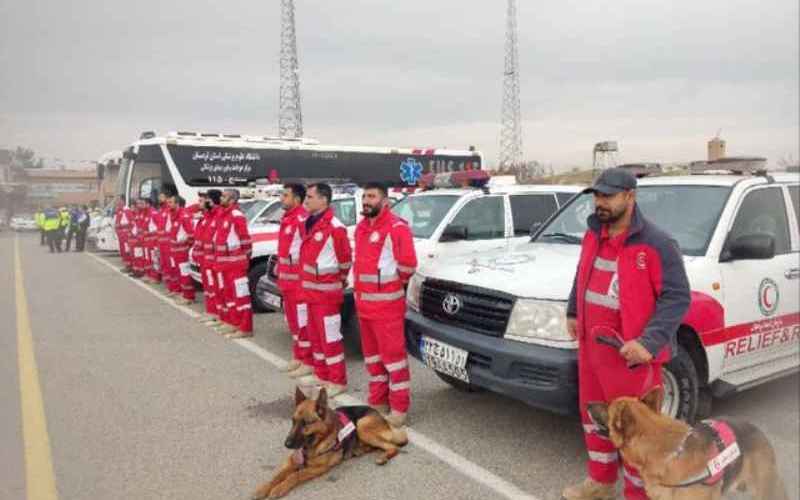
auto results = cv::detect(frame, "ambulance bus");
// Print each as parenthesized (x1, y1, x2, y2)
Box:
(116, 131, 483, 205)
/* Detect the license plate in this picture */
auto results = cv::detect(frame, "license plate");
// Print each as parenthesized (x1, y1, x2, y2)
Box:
(261, 291, 283, 310)
(420, 336, 470, 383)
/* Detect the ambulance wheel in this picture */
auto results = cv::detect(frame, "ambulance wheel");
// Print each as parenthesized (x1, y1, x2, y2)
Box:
(434, 372, 483, 393)
(248, 262, 269, 313)
(661, 344, 699, 423)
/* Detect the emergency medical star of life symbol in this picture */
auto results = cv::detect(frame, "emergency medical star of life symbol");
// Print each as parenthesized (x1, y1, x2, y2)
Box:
(399, 158, 423, 185)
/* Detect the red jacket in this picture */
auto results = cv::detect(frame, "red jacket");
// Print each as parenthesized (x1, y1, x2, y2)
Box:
(299, 208, 352, 305)
(156, 204, 171, 246)
(567, 204, 691, 361)
(353, 207, 417, 319)
(213, 204, 252, 271)
(277, 205, 308, 293)
(192, 209, 210, 264)
(203, 206, 225, 268)
(143, 207, 159, 247)
(170, 207, 195, 254)
(115, 206, 133, 235)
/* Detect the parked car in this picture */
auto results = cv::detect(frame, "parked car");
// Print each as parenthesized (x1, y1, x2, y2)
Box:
(10, 215, 38, 232)
(405, 166, 799, 422)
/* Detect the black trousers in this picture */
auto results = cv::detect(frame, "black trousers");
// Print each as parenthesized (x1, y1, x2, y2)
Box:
(40, 229, 46, 245)
(76, 227, 88, 251)
(46, 230, 62, 253)
(65, 226, 78, 251)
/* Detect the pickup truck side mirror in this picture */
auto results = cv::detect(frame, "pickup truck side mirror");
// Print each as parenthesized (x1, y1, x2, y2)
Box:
(440, 225, 468, 242)
(721, 233, 775, 262)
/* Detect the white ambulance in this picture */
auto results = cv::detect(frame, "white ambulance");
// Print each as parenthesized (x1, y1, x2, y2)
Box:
(406, 162, 799, 422)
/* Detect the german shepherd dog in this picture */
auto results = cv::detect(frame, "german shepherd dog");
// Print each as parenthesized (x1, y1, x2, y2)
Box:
(587, 387, 788, 500)
(251, 387, 408, 499)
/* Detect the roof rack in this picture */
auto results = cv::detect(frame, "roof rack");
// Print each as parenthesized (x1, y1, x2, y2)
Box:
(617, 163, 662, 178)
(689, 156, 768, 175)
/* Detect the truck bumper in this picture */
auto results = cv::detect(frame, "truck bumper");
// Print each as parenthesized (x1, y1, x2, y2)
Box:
(405, 309, 579, 416)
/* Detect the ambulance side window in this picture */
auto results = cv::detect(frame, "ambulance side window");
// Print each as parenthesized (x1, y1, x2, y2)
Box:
(728, 187, 791, 255)
(447, 196, 506, 240)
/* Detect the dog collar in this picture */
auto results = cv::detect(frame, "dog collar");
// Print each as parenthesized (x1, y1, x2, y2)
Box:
(664, 420, 740, 488)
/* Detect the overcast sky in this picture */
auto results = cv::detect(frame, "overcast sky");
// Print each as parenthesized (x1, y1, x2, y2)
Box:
(1, 0, 797, 170)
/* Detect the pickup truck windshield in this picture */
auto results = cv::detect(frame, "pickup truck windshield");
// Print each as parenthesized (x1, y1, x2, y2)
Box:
(392, 195, 460, 239)
(535, 185, 731, 256)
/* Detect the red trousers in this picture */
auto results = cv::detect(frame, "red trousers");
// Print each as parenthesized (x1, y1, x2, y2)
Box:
(160, 243, 176, 292)
(131, 242, 146, 275)
(307, 302, 346, 385)
(283, 291, 312, 366)
(146, 244, 161, 282)
(117, 232, 131, 267)
(200, 262, 219, 316)
(579, 338, 660, 500)
(359, 315, 410, 414)
(221, 265, 252, 333)
(172, 251, 195, 300)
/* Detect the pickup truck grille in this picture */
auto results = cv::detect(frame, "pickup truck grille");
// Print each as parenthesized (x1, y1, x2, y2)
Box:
(420, 279, 514, 337)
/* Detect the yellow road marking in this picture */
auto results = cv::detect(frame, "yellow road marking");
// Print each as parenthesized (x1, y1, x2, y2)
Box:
(15, 237, 59, 500)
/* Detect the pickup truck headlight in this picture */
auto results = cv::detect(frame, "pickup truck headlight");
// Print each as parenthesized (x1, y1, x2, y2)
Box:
(406, 273, 424, 312)
(505, 299, 575, 347)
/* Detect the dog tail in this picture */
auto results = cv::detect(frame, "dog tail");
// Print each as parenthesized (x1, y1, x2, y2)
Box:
(391, 427, 408, 447)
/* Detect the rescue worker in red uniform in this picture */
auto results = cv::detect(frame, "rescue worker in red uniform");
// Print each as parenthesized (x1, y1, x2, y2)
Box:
(169, 195, 196, 304)
(114, 196, 133, 273)
(563, 168, 691, 500)
(214, 189, 253, 338)
(155, 190, 174, 292)
(130, 198, 149, 278)
(276, 184, 313, 378)
(299, 183, 352, 397)
(199, 190, 225, 327)
(143, 198, 162, 284)
(353, 182, 417, 428)
(192, 193, 216, 323)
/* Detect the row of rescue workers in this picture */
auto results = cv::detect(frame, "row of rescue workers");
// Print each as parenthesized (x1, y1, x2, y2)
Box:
(112, 181, 415, 427)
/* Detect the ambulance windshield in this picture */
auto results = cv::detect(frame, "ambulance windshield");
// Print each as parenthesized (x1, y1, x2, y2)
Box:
(535, 185, 731, 256)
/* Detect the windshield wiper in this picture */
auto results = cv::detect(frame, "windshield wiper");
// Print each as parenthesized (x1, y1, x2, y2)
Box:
(538, 232, 582, 244)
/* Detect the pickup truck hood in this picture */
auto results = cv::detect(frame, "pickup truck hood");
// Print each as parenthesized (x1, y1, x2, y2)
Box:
(421, 242, 582, 300)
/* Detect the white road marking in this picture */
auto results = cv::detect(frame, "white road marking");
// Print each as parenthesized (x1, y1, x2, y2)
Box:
(87, 253, 539, 500)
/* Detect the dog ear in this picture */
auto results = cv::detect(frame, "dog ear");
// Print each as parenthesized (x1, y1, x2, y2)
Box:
(315, 387, 328, 418)
(587, 403, 610, 436)
(641, 386, 664, 414)
(611, 402, 636, 443)
(295, 386, 307, 406)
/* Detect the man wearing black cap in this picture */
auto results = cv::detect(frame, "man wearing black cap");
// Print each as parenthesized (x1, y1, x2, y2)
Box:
(563, 168, 691, 500)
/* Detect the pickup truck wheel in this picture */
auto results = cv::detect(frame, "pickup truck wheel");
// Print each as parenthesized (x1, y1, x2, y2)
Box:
(248, 261, 269, 313)
(661, 344, 699, 423)
(434, 372, 483, 393)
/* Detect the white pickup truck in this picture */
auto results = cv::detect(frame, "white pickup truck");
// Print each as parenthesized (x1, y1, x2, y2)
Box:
(406, 168, 799, 422)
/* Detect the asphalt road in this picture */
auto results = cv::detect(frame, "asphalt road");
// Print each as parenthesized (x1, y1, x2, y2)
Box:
(2, 232, 798, 500)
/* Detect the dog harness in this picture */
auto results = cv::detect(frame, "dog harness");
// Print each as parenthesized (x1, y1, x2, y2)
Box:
(334, 410, 357, 450)
(667, 419, 741, 488)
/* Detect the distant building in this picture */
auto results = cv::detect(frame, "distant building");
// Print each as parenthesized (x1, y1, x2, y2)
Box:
(97, 151, 123, 206)
(24, 169, 99, 207)
(708, 136, 726, 161)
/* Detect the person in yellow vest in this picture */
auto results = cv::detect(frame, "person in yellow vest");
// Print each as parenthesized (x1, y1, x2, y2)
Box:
(58, 207, 71, 251)
(42, 207, 63, 253)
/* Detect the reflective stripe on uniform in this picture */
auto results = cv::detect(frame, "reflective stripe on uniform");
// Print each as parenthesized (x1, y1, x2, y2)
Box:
(302, 264, 340, 275)
(370, 375, 389, 383)
(313, 353, 325, 361)
(279, 273, 299, 280)
(358, 273, 400, 283)
(326, 353, 345, 365)
(298, 341, 311, 348)
(385, 359, 408, 372)
(593, 257, 618, 272)
(364, 354, 381, 364)
(623, 468, 645, 488)
(279, 257, 292, 265)
(397, 265, 416, 274)
(302, 281, 342, 291)
(359, 290, 405, 301)
(390, 381, 410, 391)
(588, 451, 619, 464)
(585, 290, 619, 310)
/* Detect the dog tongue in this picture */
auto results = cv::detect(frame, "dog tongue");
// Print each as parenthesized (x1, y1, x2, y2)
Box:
(292, 449, 304, 466)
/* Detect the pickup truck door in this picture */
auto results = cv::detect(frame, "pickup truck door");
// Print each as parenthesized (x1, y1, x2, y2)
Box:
(718, 185, 800, 381)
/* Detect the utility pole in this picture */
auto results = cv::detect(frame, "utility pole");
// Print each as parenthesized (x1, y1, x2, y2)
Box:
(279, 0, 303, 138)
(498, 0, 523, 171)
